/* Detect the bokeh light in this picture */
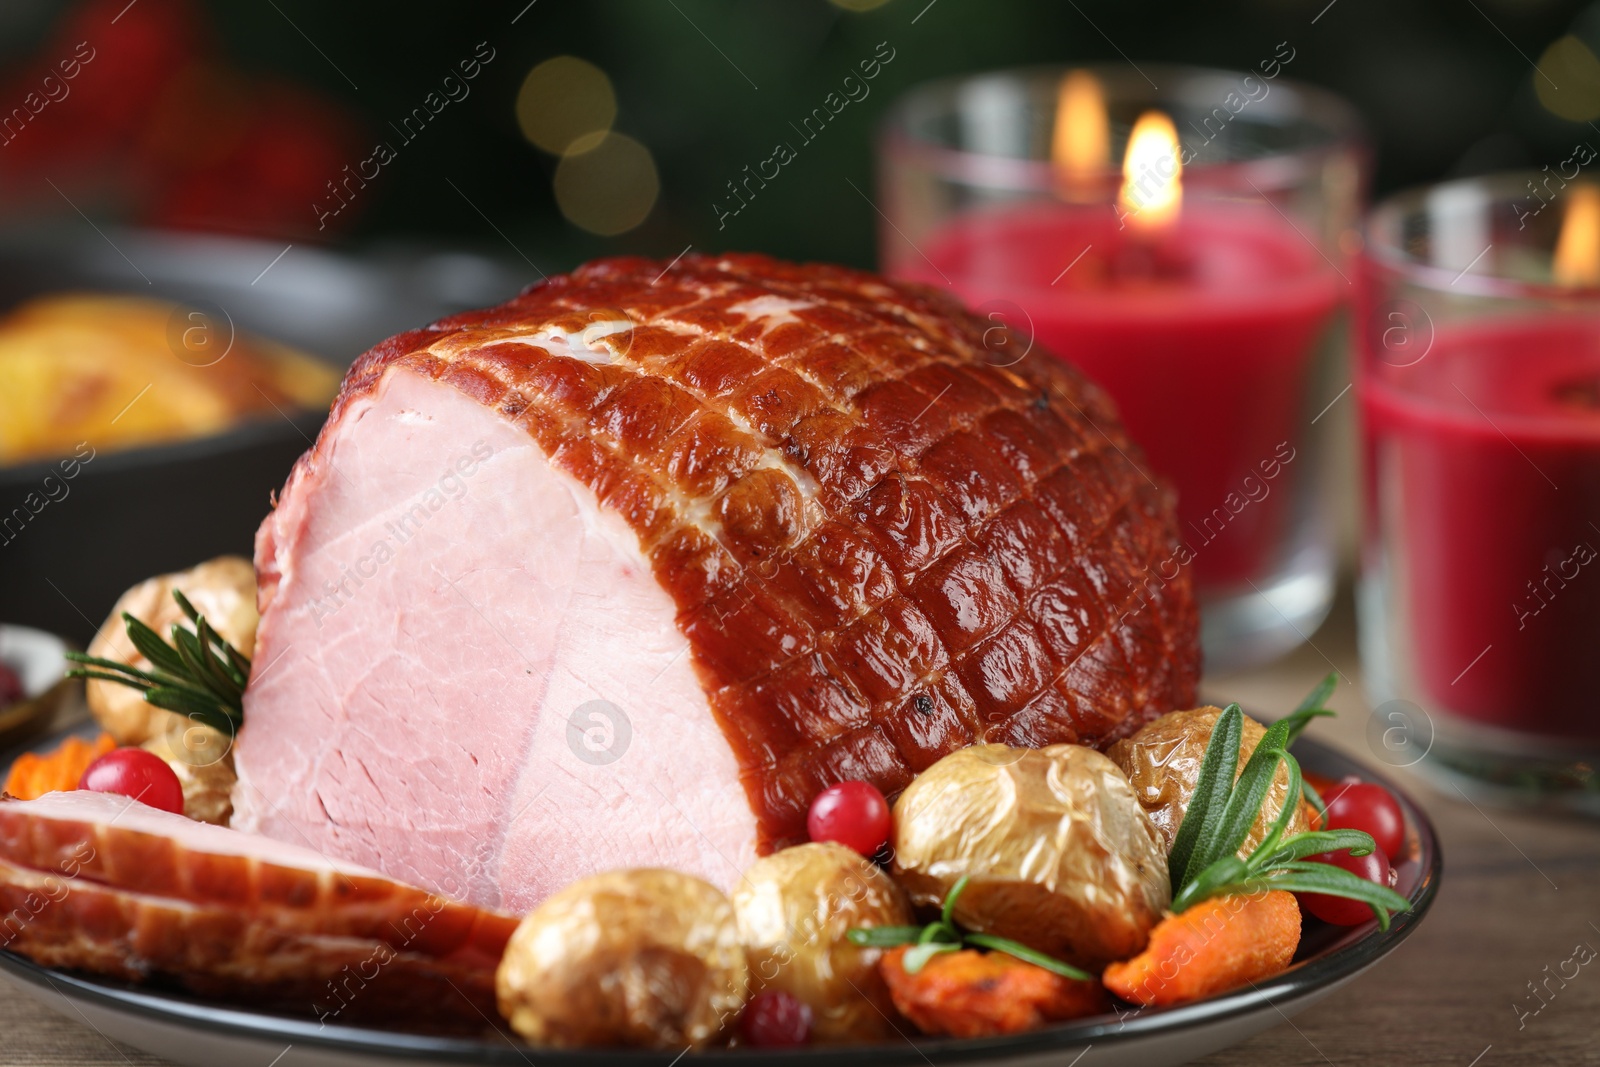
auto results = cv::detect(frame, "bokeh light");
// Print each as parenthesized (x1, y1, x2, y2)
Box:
(516, 56, 618, 154)
(553, 133, 660, 236)
(1535, 35, 1600, 122)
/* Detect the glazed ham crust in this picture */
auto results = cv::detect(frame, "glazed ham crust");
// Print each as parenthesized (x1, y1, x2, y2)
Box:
(257, 254, 1198, 852)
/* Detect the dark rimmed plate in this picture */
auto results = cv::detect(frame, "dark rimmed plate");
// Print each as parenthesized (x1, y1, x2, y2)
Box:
(0, 730, 1440, 1067)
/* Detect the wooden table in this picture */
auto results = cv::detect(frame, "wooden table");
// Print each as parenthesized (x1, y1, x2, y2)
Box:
(2, 587, 1596, 1066)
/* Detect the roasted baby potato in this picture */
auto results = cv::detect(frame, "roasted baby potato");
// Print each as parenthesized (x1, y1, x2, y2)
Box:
(86, 556, 258, 746)
(496, 868, 748, 1049)
(1107, 706, 1311, 857)
(891, 743, 1169, 971)
(733, 842, 912, 1043)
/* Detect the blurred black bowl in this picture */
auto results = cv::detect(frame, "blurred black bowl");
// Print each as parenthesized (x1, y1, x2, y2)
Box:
(0, 226, 529, 644)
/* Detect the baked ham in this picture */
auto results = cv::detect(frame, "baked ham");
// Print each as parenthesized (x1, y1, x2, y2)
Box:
(236, 254, 1198, 915)
(0, 791, 515, 1030)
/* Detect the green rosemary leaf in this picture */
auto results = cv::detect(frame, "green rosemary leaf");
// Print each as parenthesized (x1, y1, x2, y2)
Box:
(1302, 776, 1327, 818)
(1246, 748, 1305, 868)
(63, 668, 156, 692)
(1250, 864, 1411, 931)
(171, 589, 202, 628)
(144, 687, 238, 734)
(1264, 861, 1409, 904)
(902, 941, 961, 975)
(1280, 707, 1334, 747)
(222, 640, 253, 680)
(1196, 718, 1294, 876)
(1171, 854, 1250, 913)
(1276, 858, 1410, 882)
(846, 926, 923, 947)
(144, 694, 236, 735)
(1170, 703, 1244, 892)
(1293, 673, 1338, 714)
(169, 624, 243, 713)
(1280, 673, 1339, 747)
(63, 652, 172, 689)
(199, 616, 249, 690)
(121, 613, 190, 679)
(964, 934, 1094, 981)
(1257, 828, 1376, 868)
(1172, 864, 1410, 930)
(941, 874, 970, 927)
(169, 625, 213, 691)
(70, 640, 199, 699)
(187, 621, 245, 703)
(64, 651, 142, 675)
(181, 593, 254, 678)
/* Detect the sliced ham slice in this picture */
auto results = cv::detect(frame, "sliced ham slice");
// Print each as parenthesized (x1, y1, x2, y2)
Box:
(0, 792, 515, 1030)
(238, 254, 1199, 915)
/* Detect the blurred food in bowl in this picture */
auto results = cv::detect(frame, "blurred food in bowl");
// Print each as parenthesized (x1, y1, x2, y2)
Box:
(0, 293, 338, 465)
(0, 623, 77, 740)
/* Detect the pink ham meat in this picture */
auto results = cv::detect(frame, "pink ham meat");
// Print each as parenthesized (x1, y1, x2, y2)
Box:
(237, 254, 1199, 915)
(0, 791, 515, 1030)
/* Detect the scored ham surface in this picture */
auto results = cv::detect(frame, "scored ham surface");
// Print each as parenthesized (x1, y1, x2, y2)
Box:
(0, 791, 516, 1029)
(237, 254, 1198, 914)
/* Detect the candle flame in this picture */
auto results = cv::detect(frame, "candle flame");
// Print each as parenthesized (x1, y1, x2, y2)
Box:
(1118, 110, 1182, 231)
(1052, 70, 1109, 200)
(1554, 185, 1600, 286)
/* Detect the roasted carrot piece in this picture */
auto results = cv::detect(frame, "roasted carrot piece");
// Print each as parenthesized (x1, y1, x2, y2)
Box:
(880, 946, 1110, 1038)
(1102, 890, 1301, 1007)
(3, 733, 116, 801)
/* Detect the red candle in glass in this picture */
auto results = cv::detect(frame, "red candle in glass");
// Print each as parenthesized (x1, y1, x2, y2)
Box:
(901, 199, 1343, 587)
(879, 67, 1364, 668)
(1361, 316, 1600, 737)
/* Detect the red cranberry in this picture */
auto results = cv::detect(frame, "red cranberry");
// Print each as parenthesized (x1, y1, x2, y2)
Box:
(79, 749, 185, 815)
(806, 780, 891, 857)
(741, 989, 812, 1047)
(1320, 782, 1406, 859)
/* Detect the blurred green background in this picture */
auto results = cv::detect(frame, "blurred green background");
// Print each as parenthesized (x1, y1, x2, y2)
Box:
(3, 0, 1598, 274)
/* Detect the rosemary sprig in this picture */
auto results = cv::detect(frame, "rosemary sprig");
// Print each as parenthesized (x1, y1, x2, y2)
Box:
(1291, 673, 1336, 817)
(64, 590, 250, 738)
(848, 875, 1094, 980)
(1167, 676, 1412, 930)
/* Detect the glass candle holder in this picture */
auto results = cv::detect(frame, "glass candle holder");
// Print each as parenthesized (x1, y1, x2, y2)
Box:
(1360, 174, 1600, 813)
(878, 64, 1366, 672)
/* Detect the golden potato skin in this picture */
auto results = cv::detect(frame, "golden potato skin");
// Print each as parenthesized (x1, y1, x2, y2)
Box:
(496, 869, 748, 1049)
(140, 724, 237, 825)
(733, 842, 912, 1043)
(86, 556, 259, 747)
(1107, 706, 1310, 858)
(891, 744, 1169, 971)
